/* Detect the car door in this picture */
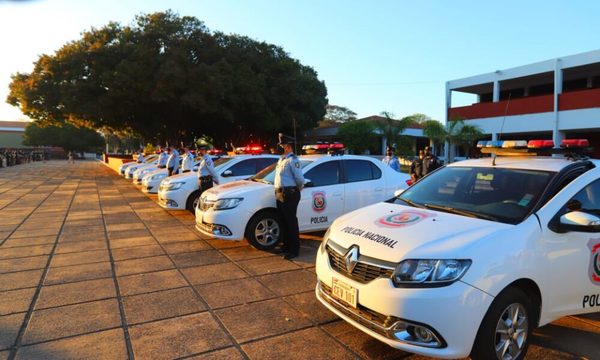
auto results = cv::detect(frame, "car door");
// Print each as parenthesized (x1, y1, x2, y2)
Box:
(341, 159, 386, 213)
(536, 172, 600, 319)
(299, 160, 344, 231)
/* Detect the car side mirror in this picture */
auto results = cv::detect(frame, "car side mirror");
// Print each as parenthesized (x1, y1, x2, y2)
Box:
(394, 189, 405, 197)
(304, 179, 313, 188)
(222, 170, 233, 177)
(554, 211, 600, 233)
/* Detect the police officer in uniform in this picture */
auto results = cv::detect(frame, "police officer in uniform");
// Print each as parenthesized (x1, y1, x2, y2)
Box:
(136, 151, 145, 163)
(166, 145, 180, 176)
(157, 147, 168, 169)
(197, 145, 218, 195)
(274, 133, 305, 260)
(382, 146, 400, 172)
(181, 146, 194, 173)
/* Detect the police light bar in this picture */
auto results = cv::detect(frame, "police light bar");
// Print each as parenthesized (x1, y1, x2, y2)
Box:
(527, 140, 554, 149)
(479, 138, 591, 157)
(561, 139, 589, 148)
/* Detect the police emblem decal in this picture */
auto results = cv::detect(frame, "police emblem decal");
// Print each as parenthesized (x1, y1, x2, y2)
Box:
(312, 191, 327, 212)
(588, 238, 600, 285)
(376, 210, 433, 228)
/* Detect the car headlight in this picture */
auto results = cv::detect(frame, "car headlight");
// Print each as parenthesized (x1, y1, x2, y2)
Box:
(213, 198, 243, 210)
(163, 182, 185, 191)
(151, 174, 166, 181)
(392, 259, 471, 287)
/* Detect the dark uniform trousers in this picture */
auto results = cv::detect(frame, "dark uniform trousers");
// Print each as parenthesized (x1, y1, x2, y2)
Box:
(167, 167, 175, 176)
(275, 187, 301, 255)
(198, 176, 213, 195)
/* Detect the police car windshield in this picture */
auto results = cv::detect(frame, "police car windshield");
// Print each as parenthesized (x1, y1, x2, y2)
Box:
(251, 160, 313, 185)
(144, 155, 158, 163)
(394, 166, 555, 224)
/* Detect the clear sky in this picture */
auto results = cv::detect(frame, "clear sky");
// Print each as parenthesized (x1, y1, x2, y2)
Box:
(1, 0, 599, 123)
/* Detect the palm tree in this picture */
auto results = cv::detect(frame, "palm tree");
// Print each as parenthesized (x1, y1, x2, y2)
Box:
(446, 119, 483, 162)
(422, 120, 447, 151)
(378, 111, 413, 153)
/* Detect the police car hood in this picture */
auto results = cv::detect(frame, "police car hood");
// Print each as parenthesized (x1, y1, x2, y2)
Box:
(329, 202, 511, 263)
(202, 180, 271, 200)
(162, 172, 195, 183)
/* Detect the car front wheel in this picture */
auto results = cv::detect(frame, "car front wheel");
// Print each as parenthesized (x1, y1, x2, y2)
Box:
(471, 287, 533, 360)
(245, 211, 281, 250)
(186, 190, 200, 213)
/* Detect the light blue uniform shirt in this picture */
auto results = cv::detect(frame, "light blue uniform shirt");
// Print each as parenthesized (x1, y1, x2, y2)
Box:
(382, 155, 400, 172)
(198, 154, 217, 178)
(182, 151, 194, 171)
(137, 154, 145, 163)
(167, 149, 179, 169)
(157, 152, 168, 167)
(274, 153, 305, 189)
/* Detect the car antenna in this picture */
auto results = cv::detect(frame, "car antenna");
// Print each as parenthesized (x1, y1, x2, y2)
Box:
(493, 92, 511, 167)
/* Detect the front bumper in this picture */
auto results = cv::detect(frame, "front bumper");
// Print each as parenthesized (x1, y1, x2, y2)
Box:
(315, 243, 492, 359)
(157, 190, 187, 210)
(194, 207, 248, 241)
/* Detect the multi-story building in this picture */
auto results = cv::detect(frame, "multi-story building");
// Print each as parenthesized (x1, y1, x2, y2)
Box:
(446, 49, 600, 157)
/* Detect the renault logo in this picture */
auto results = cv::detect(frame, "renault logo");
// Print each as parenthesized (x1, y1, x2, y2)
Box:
(345, 245, 359, 273)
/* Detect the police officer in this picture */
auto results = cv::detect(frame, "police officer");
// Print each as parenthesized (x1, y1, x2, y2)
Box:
(422, 146, 440, 176)
(197, 145, 218, 195)
(382, 146, 400, 172)
(410, 150, 424, 182)
(166, 145, 180, 176)
(136, 151, 145, 164)
(274, 133, 305, 260)
(157, 147, 168, 169)
(181, 146, 194, 173)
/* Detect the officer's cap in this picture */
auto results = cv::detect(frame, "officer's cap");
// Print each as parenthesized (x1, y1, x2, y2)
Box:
(278, 133, 296, 145)
(197, 144, 210, 150)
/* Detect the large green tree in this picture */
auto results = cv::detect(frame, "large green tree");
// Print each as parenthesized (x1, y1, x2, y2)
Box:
(23, 121, 105, 153)
(337, 121, 378, 154)
(7, 11, 327, 146)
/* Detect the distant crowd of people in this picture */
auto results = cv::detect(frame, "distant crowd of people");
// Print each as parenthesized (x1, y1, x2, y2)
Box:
(0, 148, 49, 168)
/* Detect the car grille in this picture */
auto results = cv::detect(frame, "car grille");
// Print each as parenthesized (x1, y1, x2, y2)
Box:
(319, 281, 399, 335)
(196, 221, 212, 233)
(326, 245, 394, 283)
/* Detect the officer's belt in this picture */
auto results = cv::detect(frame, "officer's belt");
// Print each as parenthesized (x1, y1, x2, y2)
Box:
(199, 175, 213, 180)
(275, 186, 298, 192)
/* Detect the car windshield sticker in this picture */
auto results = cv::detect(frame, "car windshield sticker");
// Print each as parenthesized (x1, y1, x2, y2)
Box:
(477, 173, 494, 181)
(375, 210, 434, 228)
(518, 194, 534, 207)
(312, 191, 327, 212)
(589, 238, 600, 286)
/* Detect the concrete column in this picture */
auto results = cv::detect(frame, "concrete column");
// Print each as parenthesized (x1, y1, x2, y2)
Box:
(553, 59, 562, 148)
(493, 80, 500, 102)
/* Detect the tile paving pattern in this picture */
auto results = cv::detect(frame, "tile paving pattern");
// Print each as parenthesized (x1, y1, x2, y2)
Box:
(0, 160, 598, 359)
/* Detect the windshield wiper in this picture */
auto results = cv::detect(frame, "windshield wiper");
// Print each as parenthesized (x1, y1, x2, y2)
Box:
(396, 197, 426, 209)
(422, 203, 498, 222)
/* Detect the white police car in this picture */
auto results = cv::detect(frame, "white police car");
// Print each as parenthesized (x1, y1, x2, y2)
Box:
(315, 139, 600, 360)
(125, 159, 160, 179)
(195, 154, 410, 250)
(141, 156, 222, 194)
(119, 154, 158, 176)
(158, 154, 279, 211)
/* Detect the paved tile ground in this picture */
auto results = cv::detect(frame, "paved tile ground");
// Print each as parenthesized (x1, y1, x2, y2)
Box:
(0, 160, 598, 360)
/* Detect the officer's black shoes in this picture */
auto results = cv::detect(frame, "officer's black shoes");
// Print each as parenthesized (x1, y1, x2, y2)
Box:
(273, 248, 288, 255)
(283, 253, 298, 260)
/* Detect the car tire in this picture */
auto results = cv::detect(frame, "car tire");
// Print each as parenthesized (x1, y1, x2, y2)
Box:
(186, 190, 200, 213)
(245, 210, 282, 250)
(470, 286, 533, 360)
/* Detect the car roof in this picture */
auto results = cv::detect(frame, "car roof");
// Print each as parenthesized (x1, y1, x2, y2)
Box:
(297, 154, 378, 162)
(448, 156, 597, 172)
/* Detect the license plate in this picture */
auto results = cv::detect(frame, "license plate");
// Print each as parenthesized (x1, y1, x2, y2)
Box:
(332, 278, 357, 308)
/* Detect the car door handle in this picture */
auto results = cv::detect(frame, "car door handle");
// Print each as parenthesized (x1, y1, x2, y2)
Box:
(332, 193, 343, 197)
(375, 188, 383, 192)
